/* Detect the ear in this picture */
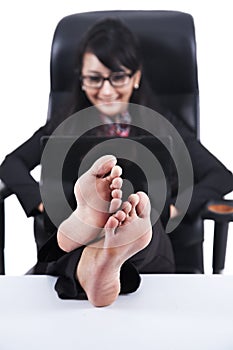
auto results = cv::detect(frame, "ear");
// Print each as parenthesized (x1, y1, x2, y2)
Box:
(134, 70, 142, 89)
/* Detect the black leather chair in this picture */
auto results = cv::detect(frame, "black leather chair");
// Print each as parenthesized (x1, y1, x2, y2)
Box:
(0, 10, 233, 275)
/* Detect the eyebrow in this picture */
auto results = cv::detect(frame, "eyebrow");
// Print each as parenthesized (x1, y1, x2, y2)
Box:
(83, 69, 129, 75)
(85, 70, 107, 75)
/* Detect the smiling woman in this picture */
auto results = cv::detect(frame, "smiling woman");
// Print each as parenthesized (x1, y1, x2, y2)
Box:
(80, 52, 141, 116)
(73, 18, 143, 117)
(0, 16, 177, 306)
(0, 13, 232, 305)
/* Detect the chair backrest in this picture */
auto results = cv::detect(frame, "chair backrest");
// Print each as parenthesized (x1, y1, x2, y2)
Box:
(47, 10, 200, 138)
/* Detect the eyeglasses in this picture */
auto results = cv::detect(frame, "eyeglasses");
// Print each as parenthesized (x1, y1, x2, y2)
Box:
(80, 72, 133, 89)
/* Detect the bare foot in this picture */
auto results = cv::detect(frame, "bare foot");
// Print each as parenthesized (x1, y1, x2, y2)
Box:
(57, 155, 123, 252)
(76, 191, 152, 307)
(103, 191, 152, 261)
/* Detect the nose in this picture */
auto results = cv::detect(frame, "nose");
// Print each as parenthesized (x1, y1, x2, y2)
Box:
(99, 79, 115, 94)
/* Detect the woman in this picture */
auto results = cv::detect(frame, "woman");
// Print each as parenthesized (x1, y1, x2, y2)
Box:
(0, 19, 232, 303)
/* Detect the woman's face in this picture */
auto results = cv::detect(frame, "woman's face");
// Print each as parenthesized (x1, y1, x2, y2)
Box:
(81, 53, 141, 116)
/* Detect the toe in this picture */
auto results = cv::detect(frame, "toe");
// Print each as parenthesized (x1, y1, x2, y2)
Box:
(114, 210, 126, 222)
(128, 194, 140, 217)
(91, 155, 117, 177)
(136, 191, 151, 218)
(111, 189, 122, 199)
(110, 177, 123, 190)
(104, 216, 119, 235)
(121, 201, 132, 215)
(109, 198, 122, 213)
(110, 165, 122, 179)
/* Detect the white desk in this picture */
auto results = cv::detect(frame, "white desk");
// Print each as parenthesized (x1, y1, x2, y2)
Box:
(0, 275, 233, 350)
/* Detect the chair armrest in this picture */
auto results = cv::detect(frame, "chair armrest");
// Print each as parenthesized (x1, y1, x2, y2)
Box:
(202, 199, 233, 223)
(0, 179, 13, 201)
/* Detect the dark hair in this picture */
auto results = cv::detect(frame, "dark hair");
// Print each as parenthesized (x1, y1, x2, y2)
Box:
(73, 17, 151, 112)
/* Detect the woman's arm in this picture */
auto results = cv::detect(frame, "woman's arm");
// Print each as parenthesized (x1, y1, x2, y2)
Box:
(180, 138, 233, 218)
(0, 125, 48, 217)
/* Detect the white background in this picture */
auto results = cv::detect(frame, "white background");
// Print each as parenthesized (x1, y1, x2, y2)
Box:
(0, 0, 232, 275)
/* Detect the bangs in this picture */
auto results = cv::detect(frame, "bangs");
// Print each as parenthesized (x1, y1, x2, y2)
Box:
(87, 40, 137, 73)
(83, 20, 141, 73)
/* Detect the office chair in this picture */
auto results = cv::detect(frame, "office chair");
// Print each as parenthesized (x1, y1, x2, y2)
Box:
(0, 10, 233, 275)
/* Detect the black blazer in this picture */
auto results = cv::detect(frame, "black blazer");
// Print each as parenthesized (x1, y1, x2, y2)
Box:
(0, 115, 233, 219)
